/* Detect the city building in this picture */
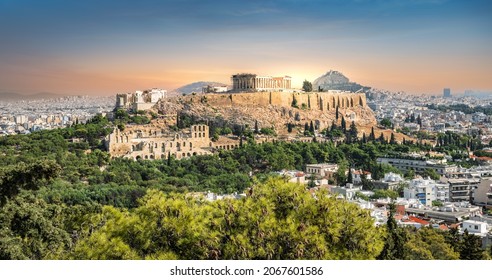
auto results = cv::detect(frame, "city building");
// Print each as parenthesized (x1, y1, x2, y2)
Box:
(231, 73, 292, 92)
(473, 178, 492, 208)
(116, 88, 167, 111)
(443, 177, 480, 202)
(443, 88, 451, 98)
(372, 172, 405, 191)
(377, 157, 457, 176)
(403, 177, 449, 206)
(305, 163, 339, 179)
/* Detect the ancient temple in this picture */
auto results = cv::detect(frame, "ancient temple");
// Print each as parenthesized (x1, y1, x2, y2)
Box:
(231, 73, 292, 92)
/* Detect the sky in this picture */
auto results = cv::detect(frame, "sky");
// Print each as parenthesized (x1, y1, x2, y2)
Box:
(0, 0, 491, 96)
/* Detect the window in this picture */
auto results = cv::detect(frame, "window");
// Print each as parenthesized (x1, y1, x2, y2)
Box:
(475, 225, 478, 230)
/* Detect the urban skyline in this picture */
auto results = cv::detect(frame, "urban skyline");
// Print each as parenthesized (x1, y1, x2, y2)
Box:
(0, 0, 491, 96)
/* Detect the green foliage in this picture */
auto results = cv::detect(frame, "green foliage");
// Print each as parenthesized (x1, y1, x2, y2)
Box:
(423, 168, 440, 180)
(291, 96, 298, 108)
(378, 205, 406, 260)
(432, 200, 443, 207)
(370, 189, 398, 200)
(0, 193, 72, 260)
(70, 179, 384, 260)
(380, 118, 392, 129)
(260, 127, 276, 136)
(403, 227, 459, 260)
(302, 80, 313, 92)
(0, 160, 61, 206)
(460, 229, 486, 260)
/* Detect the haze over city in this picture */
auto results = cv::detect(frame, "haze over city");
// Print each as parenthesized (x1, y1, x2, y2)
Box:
(0, 0, 491, 96)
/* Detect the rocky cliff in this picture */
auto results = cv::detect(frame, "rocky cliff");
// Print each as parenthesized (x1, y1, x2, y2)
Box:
(154, 91, 376, 134)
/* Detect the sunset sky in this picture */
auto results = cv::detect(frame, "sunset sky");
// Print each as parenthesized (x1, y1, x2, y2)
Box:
(0, 0, 491, 96)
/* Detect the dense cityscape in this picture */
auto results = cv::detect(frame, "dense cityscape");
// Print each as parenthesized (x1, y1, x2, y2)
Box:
(1, 2, 491, 279)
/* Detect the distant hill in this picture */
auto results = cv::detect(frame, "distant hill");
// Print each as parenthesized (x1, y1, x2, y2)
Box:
(170, 81, 228, 96)
(312, 70, 370, 93)
(0, 92, 65, 101)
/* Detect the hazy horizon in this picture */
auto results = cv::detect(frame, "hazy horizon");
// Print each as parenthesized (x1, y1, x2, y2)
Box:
(1, 0, 491, 96)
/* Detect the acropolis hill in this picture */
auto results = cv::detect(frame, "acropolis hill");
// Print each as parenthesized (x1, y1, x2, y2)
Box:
(155, 91, 376, 133)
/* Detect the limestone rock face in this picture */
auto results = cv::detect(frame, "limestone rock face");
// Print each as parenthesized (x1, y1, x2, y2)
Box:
(154, 92, 376, 135)
(313, 70, 370, 92)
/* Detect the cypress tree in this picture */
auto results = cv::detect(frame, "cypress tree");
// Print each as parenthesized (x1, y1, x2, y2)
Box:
(377, 204, 407, 260)
(336, 106, 339, 120)
(379, 132, 386, 144)
(341, 116, 346, 133)
(369, 126, 376, 141)
(390, 132, 396, 144)
(309, 121, 314, 133)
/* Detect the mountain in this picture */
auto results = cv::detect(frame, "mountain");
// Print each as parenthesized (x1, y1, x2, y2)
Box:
(312, 70, 370, 93)
(170, 81, 228, 96)
(0, 92, 65, 101)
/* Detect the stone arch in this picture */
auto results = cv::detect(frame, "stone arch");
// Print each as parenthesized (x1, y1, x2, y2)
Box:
(150, 155, 155, 159)
(350, 98, 354, 108)
(193, 152, 197, 156)
(359, 96, 364, 106)
(136, 156, 142, 160)
(161, 154, 165, 159)
(187, 153, 191, 157)
(144, 155, 148, 159)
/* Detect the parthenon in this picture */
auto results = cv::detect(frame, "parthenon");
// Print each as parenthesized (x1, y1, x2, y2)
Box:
(231, 73, 292, 92)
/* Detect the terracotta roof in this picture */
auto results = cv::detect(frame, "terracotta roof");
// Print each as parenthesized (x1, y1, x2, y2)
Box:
(408, 216, 430, 225)
(439, 224, 449, 231)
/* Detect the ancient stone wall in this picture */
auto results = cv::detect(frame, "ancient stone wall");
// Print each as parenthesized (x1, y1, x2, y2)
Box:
(188, 92, 366, 111)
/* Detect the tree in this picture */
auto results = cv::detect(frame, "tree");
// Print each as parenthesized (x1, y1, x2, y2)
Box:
(460, 229, 485, 260)
(378, 133, 386, 144)
(302, 80, 312, 92)
(0, 194, 72, 260)
(369, 127, 376, 141)
(389, 132, 396, 145)
(309, 121, 314, 133)
(70, 179, 385, 260)
(403, 228, 459, 260)
(254, 120, 259, 134)
(380, 118, 392, 129)
(348, 121, 358, 143)
(423, 168, 440, 180)
(0, 160, 61, 206)
(378, 204, 407, 260)
(335, 106, 339, 120)
(341, 116, 346, 133)
(291, 95, 298, 108)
